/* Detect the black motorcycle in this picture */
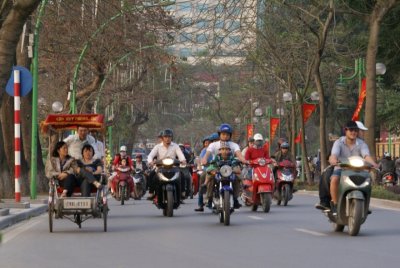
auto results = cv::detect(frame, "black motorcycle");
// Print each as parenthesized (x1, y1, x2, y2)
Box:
(132, 168, 146, 200)
(154, 158, 182, 217)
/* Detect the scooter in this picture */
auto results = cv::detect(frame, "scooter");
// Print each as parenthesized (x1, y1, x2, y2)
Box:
(274, 159, 296, 206)
(381, 171, 396, 187)
(241, 158, 274, 212)
(322, 156, 373, 236)
(132, 168, 146, 200)
(154, 158, 182, 217)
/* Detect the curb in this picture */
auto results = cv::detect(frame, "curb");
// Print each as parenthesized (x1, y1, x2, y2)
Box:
(296, 190, 400, 210)
(0, 204, 48, 230)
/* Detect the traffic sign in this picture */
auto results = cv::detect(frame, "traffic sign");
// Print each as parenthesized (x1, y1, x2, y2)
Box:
(5, 66, 33, 97)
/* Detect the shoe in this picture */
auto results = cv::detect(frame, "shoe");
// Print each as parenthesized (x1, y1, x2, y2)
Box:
(194, 207, 204, 212)
(331, 202, 337, 216)
(130, 192, 136, 199)
(315, 202, 330, 210)
(233, 199, 242, 209)
(147, 193, 155, 200)
(206, 199, 213, 209)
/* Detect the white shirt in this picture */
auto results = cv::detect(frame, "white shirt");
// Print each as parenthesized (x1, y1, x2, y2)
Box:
(64, 134, 100, 160)
(206, 140, 241, 158)
(147, 142, 186, 163)
(94, 140, 105, 159)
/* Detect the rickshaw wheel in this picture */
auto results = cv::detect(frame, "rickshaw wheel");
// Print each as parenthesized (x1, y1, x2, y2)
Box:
(75, 214, 82, 229)
(48, 202, 54, 233)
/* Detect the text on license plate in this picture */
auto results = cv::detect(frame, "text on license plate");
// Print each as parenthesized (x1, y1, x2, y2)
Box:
(63, 199, 91, 209)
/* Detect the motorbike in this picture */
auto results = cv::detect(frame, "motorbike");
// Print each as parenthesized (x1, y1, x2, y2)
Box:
(180, 164, 193, 200)
(322, 156, 373, 236)
(210, 159, 239, 226)
(113, 167, 134, 205)
(241, 158, 274, 213)
(132, 168, 146, 200)
(190, 164, 199, 199)
(154, 158, 182, 217)
(274, 159, 296, 206)
(381, 171, 396, 187)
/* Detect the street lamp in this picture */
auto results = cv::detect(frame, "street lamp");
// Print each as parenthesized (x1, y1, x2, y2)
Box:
(51, 101, 64, 113)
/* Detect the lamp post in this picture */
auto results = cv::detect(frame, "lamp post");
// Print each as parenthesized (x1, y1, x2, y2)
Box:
(283, 91, 319, 182)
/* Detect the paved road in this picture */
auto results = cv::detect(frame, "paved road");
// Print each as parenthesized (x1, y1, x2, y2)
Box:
(1, 193, 399, 268)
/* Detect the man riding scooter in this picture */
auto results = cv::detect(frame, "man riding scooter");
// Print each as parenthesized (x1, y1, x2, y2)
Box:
(316, 121, 378, 214)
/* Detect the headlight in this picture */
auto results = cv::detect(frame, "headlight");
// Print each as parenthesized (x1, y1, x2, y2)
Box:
(162, 158, 174, 166)
(348, 156, 364, 167)
(258, 159, 266, 166)
(220, 165, 232, 177)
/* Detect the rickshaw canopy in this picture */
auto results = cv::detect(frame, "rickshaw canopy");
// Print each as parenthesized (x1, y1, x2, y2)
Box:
(40, 114, 105, 133)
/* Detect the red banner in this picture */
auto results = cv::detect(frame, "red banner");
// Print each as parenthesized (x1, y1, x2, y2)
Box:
(40, 114, 105, 133)
(302, 103, 317, 123)
(247, 124, 254, 139)
(352, 78, 367, 121)
(295, 129, 302, 144)
(270, 117, 280, 141)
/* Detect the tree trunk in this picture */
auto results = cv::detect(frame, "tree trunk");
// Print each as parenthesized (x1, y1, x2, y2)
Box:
(0, 0, 41, 198)
(365, 0, 399, 159)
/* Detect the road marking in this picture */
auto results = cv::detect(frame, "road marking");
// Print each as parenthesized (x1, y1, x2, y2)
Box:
(248, 216, 263, 220)
(2, 217, 43, 244)
(295, 228, 327, 237)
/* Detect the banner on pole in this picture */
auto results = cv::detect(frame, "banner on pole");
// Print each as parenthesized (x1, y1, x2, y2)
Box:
(270, 117, 280, 141)
(246, 124, 254, 139)
(352, 78, 367, 121)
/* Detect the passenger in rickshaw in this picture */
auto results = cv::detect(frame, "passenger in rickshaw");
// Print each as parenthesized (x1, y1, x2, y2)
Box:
(108, 146, 135, 198)
(64, 126, 100, 160)
(77, 144, 104, 196)
(45, 141, 103, 197)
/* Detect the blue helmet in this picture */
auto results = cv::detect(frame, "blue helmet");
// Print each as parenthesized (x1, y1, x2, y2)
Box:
(209, 132, 219, 141)
(218, 123, 233, 135)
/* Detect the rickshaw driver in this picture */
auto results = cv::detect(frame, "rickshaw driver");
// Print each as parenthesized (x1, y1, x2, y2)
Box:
(64, 126, 100, 160)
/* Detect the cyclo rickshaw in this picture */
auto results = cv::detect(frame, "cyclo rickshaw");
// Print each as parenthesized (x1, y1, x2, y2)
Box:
(41, 113, 108, 232)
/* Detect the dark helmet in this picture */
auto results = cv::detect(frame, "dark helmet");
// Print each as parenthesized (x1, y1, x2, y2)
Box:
(218, 123, 233, 135)
(209, 132, 219, 141)
(281, 142, 289, 149)
(135, 154, 143, 159)
(202, 136, 211, 144)
(161, 128, 173, 138)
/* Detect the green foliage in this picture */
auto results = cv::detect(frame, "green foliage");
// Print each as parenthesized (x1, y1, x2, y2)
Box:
(372, 185, 400, 201)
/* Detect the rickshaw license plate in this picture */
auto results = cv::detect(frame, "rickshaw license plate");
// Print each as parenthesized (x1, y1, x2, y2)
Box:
(63, 199, 91, 209)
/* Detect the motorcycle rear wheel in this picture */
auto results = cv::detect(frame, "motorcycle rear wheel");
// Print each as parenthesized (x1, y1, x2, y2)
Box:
(332, 222, 345, 232)
(348, 199, 363, 236)
(120, 185, 125, 205)
(223, 191, 230, 226)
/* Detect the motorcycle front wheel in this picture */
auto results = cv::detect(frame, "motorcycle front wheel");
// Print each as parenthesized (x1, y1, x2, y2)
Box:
(348, 199, 363, 236)
(166, 190, 174, 217)
(261, 193, 272, 213)
(283, 185, 290, 206)
(223, 191, 230, 226)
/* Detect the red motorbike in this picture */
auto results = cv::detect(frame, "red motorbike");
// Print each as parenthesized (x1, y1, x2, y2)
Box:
(190, 164, 199, 198)
(241, 158, 274, 212)
(274, 159, 296, 206)
(111, 167, 134, 205)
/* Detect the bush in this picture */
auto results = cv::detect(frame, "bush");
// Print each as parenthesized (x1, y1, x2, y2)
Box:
(372, 186, 400, 201)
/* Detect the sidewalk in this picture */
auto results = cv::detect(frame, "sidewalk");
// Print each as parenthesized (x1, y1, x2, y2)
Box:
(0, 196, 48, 230)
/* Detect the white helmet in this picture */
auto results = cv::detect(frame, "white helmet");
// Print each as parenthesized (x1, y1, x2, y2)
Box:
(120, 145, 127, 152)
(253, 133, 263, 141)
(384, 152, 390, 158)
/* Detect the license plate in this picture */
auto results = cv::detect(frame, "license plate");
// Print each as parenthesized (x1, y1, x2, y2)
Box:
(63, 199, 91, 209)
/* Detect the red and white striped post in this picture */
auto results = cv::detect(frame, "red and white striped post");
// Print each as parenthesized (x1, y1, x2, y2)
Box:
(14, 69, 21, 202)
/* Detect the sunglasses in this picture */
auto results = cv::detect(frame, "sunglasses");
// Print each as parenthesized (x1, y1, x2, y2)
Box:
(345, 128, 359, 132)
